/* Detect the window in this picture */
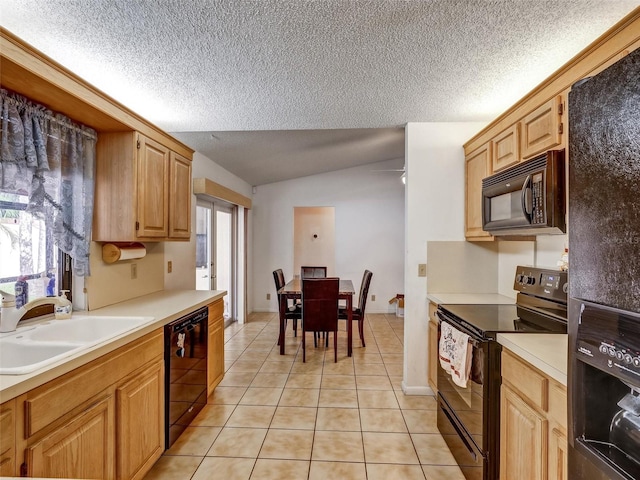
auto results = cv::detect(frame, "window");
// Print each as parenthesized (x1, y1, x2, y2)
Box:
(0, 191, 71, 311)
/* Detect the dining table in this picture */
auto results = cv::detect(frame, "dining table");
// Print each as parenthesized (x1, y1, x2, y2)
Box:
(278, 278, 356, 357)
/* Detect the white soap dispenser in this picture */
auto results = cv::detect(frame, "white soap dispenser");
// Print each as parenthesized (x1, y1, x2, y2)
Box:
(54, 290, 73, 320)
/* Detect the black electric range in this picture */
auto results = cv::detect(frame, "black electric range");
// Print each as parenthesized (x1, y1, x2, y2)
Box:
(436, 266, 568, 480)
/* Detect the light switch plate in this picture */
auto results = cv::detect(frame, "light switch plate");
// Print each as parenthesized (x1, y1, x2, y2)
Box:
(418, 263, 427, 277)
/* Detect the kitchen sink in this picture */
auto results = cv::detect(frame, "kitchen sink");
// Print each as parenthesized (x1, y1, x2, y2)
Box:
(0, 314, 154, 375)
(0, 340, 81, 374)
(26, 315, 152, 344)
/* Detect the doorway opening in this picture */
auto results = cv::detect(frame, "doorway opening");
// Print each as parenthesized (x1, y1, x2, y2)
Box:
(293, 207, 335, 276)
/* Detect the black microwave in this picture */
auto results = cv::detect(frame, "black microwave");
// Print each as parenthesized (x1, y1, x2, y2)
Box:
(482, 150, 565, 236)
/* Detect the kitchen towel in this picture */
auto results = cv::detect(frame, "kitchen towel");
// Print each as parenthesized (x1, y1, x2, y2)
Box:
(439, 321, 473, 388)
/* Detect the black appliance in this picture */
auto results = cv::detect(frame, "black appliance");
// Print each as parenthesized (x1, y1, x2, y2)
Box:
(164, 306, 208, 449)
(568, 47, 640, 479)
(436, 266, 568, 480)
(481, 150, 566, 236)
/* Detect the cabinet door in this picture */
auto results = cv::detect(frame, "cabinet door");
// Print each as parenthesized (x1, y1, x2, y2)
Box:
(500, 385, 547, 480)
(169, 151, 192, 239)
(137, 135, 169, 238)
(521, 96, 563, 159)
(428, 319, 438, 393)
(0, 400, 15, 477)
(208, 300, 225, 396)
(116, 359, 164, 480)
(465, 143, 492, 239)
(549, 427, 568, 480)
(26, 395, 115, 479)
(491, 124, 520, 172)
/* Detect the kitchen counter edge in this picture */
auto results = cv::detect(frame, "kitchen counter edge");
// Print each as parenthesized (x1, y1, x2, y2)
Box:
(0, 289, 226, 401)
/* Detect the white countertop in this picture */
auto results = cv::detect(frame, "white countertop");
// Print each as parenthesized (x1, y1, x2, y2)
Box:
(427, 293, 515, 305)
(497, 333, 568, 386)
(0, 289, 225, 401)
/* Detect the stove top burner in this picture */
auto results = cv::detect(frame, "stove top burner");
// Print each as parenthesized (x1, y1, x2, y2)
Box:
(439, 303, 567, 338)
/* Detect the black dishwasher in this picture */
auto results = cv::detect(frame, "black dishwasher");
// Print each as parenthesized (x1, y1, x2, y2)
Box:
(164, 306, 208, 448)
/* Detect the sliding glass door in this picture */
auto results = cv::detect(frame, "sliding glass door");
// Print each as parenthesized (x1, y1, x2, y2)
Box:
(195, 199, 235, 321)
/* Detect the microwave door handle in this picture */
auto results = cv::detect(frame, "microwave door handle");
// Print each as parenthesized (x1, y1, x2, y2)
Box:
(521, 174, 533, 217)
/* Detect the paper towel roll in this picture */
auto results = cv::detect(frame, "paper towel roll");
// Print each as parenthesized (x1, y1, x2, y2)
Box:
(102, 243, 146, 263)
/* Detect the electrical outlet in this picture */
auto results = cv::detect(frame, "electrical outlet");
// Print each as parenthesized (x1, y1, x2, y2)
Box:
(131, 263, 137, 280)
(418, 263, 427, 277)
(167, 261, 172, 273)
(266, 293, 271, 300)
(371, 294, 376, 301)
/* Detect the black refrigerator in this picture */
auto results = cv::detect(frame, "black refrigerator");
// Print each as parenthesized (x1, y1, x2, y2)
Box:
(568, 48, 640, 479)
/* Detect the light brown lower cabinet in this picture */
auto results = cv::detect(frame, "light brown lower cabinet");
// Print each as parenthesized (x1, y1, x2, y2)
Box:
(25, 395, 115, 479)
(116, 359, 164, 480)
(500, 348, 568, 480)
(0, 399, 16, 476)
(208, 299, 225, 396)
(427, 302, 439, 394)
(7, 329, 164, 479)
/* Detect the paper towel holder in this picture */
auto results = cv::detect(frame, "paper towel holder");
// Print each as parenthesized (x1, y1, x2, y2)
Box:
(102, 242, 146, 264)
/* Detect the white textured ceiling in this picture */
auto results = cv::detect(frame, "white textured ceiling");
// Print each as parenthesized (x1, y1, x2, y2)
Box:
(1, 0, 637, 185)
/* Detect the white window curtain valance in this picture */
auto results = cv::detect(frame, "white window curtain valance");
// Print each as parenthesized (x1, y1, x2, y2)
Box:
(0, 88, 97, 276)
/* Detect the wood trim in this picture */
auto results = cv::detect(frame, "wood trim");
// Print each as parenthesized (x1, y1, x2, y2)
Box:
(193, 177, 252, 209)
(464, 7, 640, 154)
(0, 27, 194, 158)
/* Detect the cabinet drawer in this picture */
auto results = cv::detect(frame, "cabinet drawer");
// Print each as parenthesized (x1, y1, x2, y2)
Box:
(502, 349, 548, 411)
(208, 299, 224, 320)
(24, 330, 162, 438)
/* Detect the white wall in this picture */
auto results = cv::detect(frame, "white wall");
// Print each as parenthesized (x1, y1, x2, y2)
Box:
(403, 122, 486, 395)
(252, 159, 404, 313)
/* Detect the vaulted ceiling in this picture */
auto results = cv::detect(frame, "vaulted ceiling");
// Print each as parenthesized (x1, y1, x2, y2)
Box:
(1, 1, 637, 185)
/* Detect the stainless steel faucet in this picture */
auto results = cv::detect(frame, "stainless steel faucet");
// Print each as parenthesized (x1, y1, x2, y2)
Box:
(0, 291, 73, 333)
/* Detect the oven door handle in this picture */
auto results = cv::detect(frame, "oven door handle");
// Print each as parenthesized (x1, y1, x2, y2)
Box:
(437, 312, 483, 346)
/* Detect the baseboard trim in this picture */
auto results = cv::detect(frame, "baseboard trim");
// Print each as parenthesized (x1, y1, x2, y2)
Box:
(401, 381, 434, 396)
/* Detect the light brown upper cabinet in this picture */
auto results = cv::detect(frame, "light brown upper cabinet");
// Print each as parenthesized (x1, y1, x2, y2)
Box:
(491, 124, 520, 173)
(169, 151, 192, 240)
(465, 142, 493, 240)
(94, 132, 192, 242)
(520, 96, 564, 159)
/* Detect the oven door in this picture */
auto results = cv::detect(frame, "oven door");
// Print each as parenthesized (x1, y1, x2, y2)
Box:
(436, 313, 499, 479)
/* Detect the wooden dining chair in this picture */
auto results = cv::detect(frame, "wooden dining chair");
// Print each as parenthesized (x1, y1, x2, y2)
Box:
(339, 269, 373, 348)
(301, 277, 340, 362)
(300, 266, 327, 278)
(273, 269, 301, 338)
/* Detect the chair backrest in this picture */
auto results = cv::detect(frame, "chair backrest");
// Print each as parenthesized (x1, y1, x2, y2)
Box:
(302, 277, 339, 332)
(358, 270, 373, 314)
(301, 266, 327, 278)
(273, 269, 285, 291)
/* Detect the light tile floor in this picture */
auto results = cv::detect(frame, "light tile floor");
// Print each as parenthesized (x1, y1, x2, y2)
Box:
(144, 312, 465, 480)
